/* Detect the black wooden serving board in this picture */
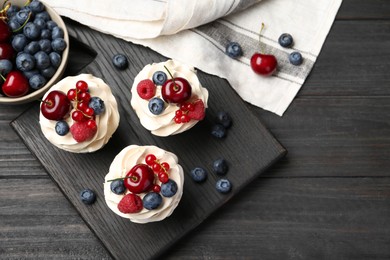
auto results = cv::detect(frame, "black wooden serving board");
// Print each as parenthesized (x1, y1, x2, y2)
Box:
(11, 20, 286, 260)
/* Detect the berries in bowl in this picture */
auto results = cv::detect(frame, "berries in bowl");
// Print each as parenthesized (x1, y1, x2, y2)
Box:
(0, 0, 69, 104)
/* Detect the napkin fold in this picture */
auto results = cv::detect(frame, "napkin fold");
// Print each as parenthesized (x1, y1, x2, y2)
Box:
(42, 0, 342, 115)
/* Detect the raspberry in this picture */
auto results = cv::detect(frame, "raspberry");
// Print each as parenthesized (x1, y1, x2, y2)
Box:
(136, 79, 156, 100)
(187, 99, 205, 120)
(117, 193, 143, 214)
(70, 121, 97, 142)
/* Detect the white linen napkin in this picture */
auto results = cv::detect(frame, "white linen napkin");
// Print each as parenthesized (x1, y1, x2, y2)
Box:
(42, 0, 342, 116)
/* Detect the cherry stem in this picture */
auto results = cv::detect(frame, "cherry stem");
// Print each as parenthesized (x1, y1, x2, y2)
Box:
(0, 74, 5, 81)
(38, 98, 52, 106)
(258, 22, 265, 54)
(106, 176, 138, 183)
(164, 65, 179, 91)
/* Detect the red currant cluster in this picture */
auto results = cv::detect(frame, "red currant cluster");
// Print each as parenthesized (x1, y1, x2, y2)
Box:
(145, 153, 170, 189)
(174, 101, 195, 124)
(174, 98, 205, 124)
(67, 80, 96, 129)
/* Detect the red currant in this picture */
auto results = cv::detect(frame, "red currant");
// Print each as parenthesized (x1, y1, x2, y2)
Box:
(153, 162, 162, 172)
(158, 172, 169, 183)
(180, 114, 190, 123)
(152, 184, 161, 193)
(174, 117, 181, 124)
(161, 162, 170, 171)
(180, 103, 188, 111)
(86, 119, 97, 129)
(175, 110, 183, 117)
(84, 107, 95, 117)
(76, 80, 88, 92)
(72, 110, 85, 122)
(187, 103, 195, 111)
(145, 154, 156, 166)
(77, 102, 88, 111)
(67, 88, 77, 101)
(78, 92, 91, 103)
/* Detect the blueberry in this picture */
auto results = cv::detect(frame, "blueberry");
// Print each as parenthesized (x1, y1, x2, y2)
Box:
(23, 22, 41, 40)
(12, 34, 29, 52)
(46, 20, 57, 30)
(112, 54, 128, 70)
(24, 41, 40, 54)
(0, 59, 13, 75)
(278, 33, 293, 48)
(161, 179, 178, 197)
(148, 97, 165, 115)
(29, 0, 45, 13)
(190, 167, 207, 182)
(35, 11, 50, 21)
(7, 5, 20, 17)
(23, 69, 39, 79)
(212, 158, 228, 175)
(143, 192, 163, 210)
(51, 26, 64, 39)
(289, 51, 303, 66)
(211, 124, 226, 138)
(8, 19, 21, 32)
(16, 53, 35, 72)
(15, 9, 30, 24)
(110, 180, 126, 195)
(152, 71, 167, 85)
(34, 51, 50, 69)
(39, 39, 52, 53)
(88, 97, 105, 115)
(215, 179, 232, 193)
(29, 74, 46, 89)
(215, 111, 232, 128)
(40, 29, 51, 39)
(80, 188, 96, 205)
(225, 42, 243, 58)
(33, 18, 46, 29)
(41, 66, 56, 78)
(49, 52, 61, 68)
(51, 38, 66, 52)
(55, 120, 69, 136)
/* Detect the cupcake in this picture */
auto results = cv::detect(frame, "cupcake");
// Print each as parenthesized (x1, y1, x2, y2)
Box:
(39, 74, 120, 153)
(131, 59, 209, 136)
(104, 145, 184, 224)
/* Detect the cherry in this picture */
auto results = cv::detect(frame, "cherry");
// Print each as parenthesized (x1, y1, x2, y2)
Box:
(124, 164, 154, 194)
(250, 53, 277, 76)
(41, 90, 71, 120)
(0, 43, 15, 60)
(0, 20, 11, 43)
(161, 66, 191, 104)
(1, 71, 29, 97)
(250, 23, 277, 76)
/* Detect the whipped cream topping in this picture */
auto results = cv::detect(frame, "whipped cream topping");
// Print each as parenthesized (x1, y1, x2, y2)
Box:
(131, 60, 209, 136)
(104, 145, 184, 224)
(40, 74, 120, 153)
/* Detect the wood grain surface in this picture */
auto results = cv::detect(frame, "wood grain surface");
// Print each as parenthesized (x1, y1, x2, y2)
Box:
(1, 0, 390, 259)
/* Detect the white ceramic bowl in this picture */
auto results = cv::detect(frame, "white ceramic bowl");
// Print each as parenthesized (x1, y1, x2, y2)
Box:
(0, 0, 69, 104)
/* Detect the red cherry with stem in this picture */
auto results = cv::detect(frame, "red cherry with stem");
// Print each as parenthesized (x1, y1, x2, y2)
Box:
(0, 43, 15, 60)
(161, 65, 192, 104)
(1, 71, 29, 97)
(41, 90, 71, 120)
(0, 20, 11, 43)
(124, 164, 154, 194)
(250, 23, 277, 76)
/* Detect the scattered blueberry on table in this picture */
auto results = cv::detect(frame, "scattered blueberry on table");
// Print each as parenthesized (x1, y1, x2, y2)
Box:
(112, 53, 129, 70)
(225, 42, 243, 58)
(190, 167, 208, 182)
(80, 188, 96, 205)
(278, 33, 294, 48)
(289, 51, 303, 65)
(215, 178, 232, 193)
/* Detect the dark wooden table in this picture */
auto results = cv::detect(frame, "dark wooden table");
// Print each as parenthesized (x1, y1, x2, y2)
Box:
(1, 1, 389, 259)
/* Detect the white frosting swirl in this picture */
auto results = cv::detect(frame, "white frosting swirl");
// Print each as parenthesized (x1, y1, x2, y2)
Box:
(131, 60, 209, 136)
(104, 145, 184, 224)
(39, 74, 120, 153)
